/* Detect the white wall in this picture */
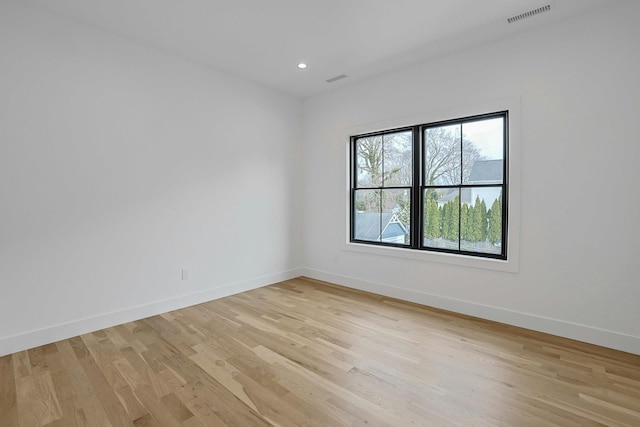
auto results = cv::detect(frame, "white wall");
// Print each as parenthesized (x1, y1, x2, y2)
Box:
(0, 2, 303, 356)
(301, 1, 640, 354)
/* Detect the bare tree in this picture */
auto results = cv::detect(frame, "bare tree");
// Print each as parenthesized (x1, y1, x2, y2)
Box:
(355, 132, 411, 187)
(424, 126, 483, 185)
(355, 128, 482, 219)
(355, 132, 412, 216)
(355, 136, 383, 186)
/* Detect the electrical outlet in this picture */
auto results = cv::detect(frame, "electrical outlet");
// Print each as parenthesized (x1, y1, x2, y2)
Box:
(181, 269, 189, 280)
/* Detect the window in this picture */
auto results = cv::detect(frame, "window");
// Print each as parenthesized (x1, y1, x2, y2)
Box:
(350, 111, 508, 260)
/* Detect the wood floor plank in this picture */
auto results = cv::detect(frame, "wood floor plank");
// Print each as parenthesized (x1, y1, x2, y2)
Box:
(11, 352, 31, 379)
(15, 371, 62, 426)
(1, 277, 639, 426)
(0, 355, 18, 427)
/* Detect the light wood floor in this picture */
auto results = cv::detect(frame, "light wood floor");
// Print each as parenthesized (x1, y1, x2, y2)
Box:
(1, 277, 639, 426)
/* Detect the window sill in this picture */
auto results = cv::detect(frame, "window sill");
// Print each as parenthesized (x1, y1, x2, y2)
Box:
(343, 242, 518, 273)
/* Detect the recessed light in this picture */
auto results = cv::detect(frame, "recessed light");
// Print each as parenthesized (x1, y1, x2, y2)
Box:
(297, 63, 307, 69)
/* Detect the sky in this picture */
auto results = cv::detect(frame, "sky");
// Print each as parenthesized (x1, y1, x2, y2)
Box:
(463, 117, 504, 160)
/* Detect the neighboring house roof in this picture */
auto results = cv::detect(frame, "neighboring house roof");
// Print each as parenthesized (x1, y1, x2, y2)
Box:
(436, 160, 502, 206)
(438, 188, 480, 206)
(437, 189, 460, 204)
(355, 212, 407, 241)
(468, 159, 503, 183)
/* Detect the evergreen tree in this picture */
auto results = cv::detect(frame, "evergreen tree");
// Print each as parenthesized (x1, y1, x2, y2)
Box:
(441, 202, 450, 239)
(450, 196, 460, 241)
(468, 203, 477, 241)
(479, 199, 487, 241)
(460, 204, 470, 241)
(442, 197, 459, 241)
(488, 197, 502, 245)
(469, 196, 482, 242)
(471, 196, 488, 242)
(424, 199, 440, 239)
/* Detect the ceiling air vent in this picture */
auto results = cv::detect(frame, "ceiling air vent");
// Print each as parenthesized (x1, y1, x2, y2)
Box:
(507, 4, 551, 24)
(326, 74, 347, 83)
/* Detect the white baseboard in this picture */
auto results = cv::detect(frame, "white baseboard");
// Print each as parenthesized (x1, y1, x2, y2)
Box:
(301, 268, 640, 356)
(0, 268, 304, 357)
(5, 267, 638, 357)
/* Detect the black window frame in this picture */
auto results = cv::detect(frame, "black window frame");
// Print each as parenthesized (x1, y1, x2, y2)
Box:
(350, 111, 508, 260)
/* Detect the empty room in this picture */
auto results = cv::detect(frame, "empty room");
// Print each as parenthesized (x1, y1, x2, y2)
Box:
(1, 0, 639, 425)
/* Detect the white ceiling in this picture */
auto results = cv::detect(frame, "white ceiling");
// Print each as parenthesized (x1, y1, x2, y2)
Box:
(27, 0, 614, 99)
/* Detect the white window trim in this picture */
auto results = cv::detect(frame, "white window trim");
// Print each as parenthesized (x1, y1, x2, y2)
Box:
(343, 96, 521, 273)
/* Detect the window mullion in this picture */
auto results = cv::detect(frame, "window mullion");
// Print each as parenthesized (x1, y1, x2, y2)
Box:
(412, 126, 421, 249)
(458, 125, 463, 251)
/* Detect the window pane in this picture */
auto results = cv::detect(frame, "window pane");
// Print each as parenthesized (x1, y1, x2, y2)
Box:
(382, 189, 410, 245)
(356, 136, 382, 187)
(354, 189, 410, 244)
(423, 188, 459, 250)
(424, 124, 461, 186)
(354, 189, 381, 241)
(460, 187, 502, 255)
(383, 131, 412, 186)
(463, 117, 504, 185)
